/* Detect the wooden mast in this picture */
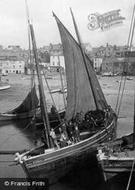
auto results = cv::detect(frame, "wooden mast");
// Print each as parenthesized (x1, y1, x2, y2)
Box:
(25, 0, 52, 148)
(70, 8, 99, 110)
(29, 24, 52, 148)
(25, 0, 36, 115)
(57, 55, 66, 108)
(25, 0, 34, 86)
(43, 70, 62, 123)
(127, 5, 135, 147)
(133, 85, 135, 148)
(128, 6, 135, 143)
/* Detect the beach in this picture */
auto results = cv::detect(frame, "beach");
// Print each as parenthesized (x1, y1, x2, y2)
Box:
(0, 73, 134, 189)
(0, 73, 134, 136)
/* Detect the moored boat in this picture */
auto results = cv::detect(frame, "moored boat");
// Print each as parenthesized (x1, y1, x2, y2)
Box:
(15, 6, 117, 185)
(97, 5, 135, 183)
(97, 133, 135, 181)
(16, 118, 116, 184)
(0, 82, 10, 90)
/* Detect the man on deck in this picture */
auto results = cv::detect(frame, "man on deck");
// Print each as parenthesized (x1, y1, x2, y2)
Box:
(50, 128, 60, 149)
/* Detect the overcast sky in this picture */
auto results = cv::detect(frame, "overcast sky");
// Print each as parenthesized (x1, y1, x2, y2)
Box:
(0, 0, 134, 48)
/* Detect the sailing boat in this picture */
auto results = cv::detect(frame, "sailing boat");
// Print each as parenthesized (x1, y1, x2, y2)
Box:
(97, 82, 135, 180)
(97, 134, 135, 181)
(15, 10, 117, 185)
(0, 77, 10, 90)
(0, 79, 64, 122)
(0, 85, 39, 121)
(0, 31, 64, 124)
(0, 69, 10, 91)
(97, 5, 135, 182)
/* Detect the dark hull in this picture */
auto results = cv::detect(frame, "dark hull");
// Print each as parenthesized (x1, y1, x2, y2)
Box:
(0, 109, 65, 123)
(99, 156, 135, 180)
(0, 110, 36, 121)
(21, 116, 117, 185)
(97, 133, 135, 180)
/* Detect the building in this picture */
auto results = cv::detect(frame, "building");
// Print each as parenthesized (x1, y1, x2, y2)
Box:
(93, 57, 102, 74)
(102, 51, 135, 75)
(49, 44, 65, 72)
(0, 55, 25, 74)
(50, 54, 65, 69)
(91, 44, 135, 75)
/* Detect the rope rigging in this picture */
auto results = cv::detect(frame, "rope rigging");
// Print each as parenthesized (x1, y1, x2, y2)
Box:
(115, 5, 135, 117)
(126, 159, 135, 190)
(43, 70, 62, 124)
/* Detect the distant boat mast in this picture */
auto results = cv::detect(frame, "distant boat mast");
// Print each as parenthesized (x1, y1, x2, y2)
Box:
(25, 0, 52, 148)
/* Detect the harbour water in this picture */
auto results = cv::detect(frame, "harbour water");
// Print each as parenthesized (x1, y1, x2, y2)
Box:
(0, 74, 134, 189)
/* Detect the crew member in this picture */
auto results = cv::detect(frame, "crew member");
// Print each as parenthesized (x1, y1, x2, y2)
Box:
(73, 122, 80, 142)
(50, 128, 60, 149)
(51, 105, 57, 114)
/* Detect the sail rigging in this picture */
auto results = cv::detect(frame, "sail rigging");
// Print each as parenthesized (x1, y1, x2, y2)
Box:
(70, 8, 108, 110)
(53, 13, 108, 121)
(14, 9, 117, 184)
(29, 23, 52, 148)
(7, 85, 39, 114)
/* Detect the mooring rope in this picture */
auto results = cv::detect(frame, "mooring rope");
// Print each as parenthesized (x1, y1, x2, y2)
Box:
(115, 5, 135, 117)
(126, 159, 135, 190)
(116, 75, 127, 117)
(115, 74, 124, 113)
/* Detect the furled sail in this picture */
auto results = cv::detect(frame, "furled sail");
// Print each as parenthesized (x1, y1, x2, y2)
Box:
(7, 85, 39, 114)
(54, 14, 108, 121)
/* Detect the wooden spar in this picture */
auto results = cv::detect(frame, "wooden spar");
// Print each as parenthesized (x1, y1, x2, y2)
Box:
(128, 5, 135, 147)
(116, 5, 135, 116)
(128, 5, 135, 50)
(29, 24, 52, 148)
(57, 55, 66, 108)
(28, 23, 37, 113)
(25, 0, 36, 112)
(25, 0, 52, 148)
(28, 29, 34, 87)
(127, 4, 135, 49)
(0, 150, 28, 155)
(133, 83, 135, 148)
(43, 70, 62, 123)
(70, 8, 99, 110)
(128, 5, 135, 143)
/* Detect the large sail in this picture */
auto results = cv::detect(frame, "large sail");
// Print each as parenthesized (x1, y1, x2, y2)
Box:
(54, 14, 108, 121)
(85, 55, 108, 109)
(7, 85, 39, 114)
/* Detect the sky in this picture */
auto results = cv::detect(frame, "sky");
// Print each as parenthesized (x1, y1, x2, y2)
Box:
(0, 0, 134, 49)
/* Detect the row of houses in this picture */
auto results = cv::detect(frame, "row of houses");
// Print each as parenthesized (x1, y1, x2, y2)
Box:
(0, 44, 65, 76)
(102, 51, 135, 75)
(90, 44, 135, 75)
(0, 44, 135, 76)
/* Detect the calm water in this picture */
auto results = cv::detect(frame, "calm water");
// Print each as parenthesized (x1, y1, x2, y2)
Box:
(0, 75, 134, 189)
